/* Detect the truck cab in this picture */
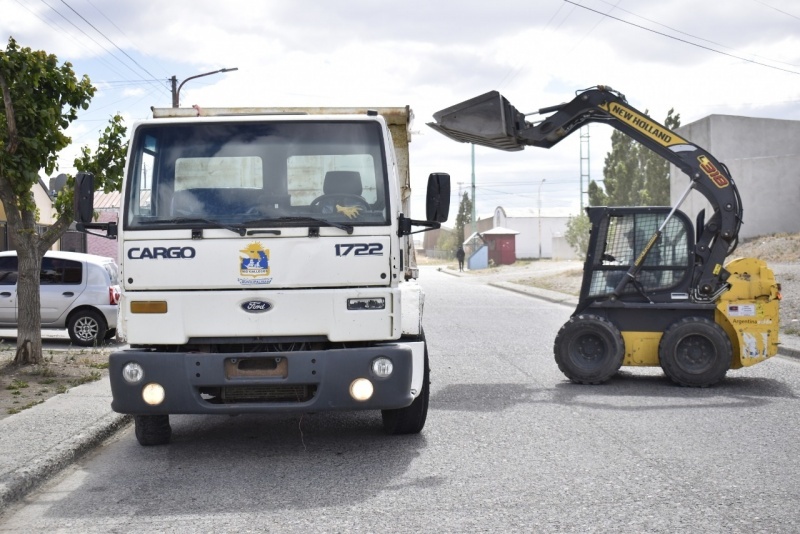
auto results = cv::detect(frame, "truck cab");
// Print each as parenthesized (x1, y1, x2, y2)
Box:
(75, 106, 449, 445)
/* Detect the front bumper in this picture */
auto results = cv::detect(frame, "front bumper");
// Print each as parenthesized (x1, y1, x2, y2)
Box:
(109, 343, 419, 415)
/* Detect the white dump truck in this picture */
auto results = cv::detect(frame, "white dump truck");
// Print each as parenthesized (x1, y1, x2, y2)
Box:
(74, 105, 450, 445)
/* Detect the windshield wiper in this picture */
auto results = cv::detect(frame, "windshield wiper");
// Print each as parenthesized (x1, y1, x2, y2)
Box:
(243, 216, 354, 234)
(147, 217, 246, 236)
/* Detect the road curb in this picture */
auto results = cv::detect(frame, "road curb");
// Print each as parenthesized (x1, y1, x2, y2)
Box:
(488, 281, 579, 307)
(0, 409, 131, 514)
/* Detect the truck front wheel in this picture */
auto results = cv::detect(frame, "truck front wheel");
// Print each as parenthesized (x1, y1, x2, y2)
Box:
(382, 338, 429, 435)
(134, 415, 172, 446)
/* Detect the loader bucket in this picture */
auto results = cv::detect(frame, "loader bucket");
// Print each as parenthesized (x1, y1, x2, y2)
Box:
(427, 91, 526, 151)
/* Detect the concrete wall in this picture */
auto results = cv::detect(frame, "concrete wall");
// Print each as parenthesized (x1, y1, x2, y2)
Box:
(671, 115, 800, 239)
(552, 234, 579, 261)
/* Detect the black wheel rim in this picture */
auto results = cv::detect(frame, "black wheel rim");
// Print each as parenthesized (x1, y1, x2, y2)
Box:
(674, 334, 716, 374)
(568, 333, 607, 371)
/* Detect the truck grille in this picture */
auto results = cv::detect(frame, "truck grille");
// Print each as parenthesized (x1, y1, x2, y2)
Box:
(220, 384, 316, 403)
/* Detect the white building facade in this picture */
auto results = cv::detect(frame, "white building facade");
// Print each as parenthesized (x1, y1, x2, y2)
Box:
(492, 206, 578, 260)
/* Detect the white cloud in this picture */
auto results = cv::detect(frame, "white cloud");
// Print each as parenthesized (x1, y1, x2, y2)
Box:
(3, 0, 799, 219)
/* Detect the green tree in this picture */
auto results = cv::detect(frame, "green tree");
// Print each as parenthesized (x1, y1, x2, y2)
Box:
(587, 180, 607, 206)
(598, 109, 680, 207)
(638, 108, 681, 206)
(564, 212, 591, 260)
(0, 37, 127, 364)
(454, 191, 472, 245)
(436, 230, 457, 258)
(601, 129, 639, 206)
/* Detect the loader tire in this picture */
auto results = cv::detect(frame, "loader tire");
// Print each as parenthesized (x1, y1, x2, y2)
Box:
(554, 314, 624, 384)
(134, 415, 172, 446)
(659, 317, 731, 387)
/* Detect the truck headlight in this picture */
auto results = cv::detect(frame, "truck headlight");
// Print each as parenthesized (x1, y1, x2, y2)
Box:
(122, 362, 144, 384)
(349, 378, 374, 401)
(142, 383, 166, 406)
(371, 357, 393, 378)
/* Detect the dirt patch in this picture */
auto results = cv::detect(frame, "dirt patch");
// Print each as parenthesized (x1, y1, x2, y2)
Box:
(734, 233, 800, 263)
(0, 340, 113, 420)
(514, 268, 583, 296)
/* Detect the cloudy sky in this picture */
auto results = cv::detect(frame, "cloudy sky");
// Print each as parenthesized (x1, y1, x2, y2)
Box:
(3, 0, 799, 222)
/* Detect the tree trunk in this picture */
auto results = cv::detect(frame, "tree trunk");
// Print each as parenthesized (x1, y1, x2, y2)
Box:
(13, 244, 43, 365)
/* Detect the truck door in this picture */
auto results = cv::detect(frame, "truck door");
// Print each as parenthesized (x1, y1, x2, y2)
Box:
(39, 257, 84, 326)
(0, 256, 17, 325)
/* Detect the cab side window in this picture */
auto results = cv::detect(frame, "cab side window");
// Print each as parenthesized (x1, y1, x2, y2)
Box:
(0, 257, 17, 285)
(40, 258, 83, 285)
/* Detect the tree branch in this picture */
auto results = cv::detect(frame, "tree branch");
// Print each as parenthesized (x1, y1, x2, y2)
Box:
(0, 71, 19, 154)
(38, 213, 75, 254)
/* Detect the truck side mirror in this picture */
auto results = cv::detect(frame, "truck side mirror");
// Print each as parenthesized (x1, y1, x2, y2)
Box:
(74, 172, 95, 224)
(426, 173, 450, 223)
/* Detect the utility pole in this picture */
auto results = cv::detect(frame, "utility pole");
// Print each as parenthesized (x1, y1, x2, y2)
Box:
(538, 178, 546, 259)
(471, 144, 476, 238)
(171, 67, 239, 108)
(580, 125, 590, 211)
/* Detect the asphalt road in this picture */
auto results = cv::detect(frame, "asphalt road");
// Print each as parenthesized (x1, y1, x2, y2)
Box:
(2, 266, 799, 533)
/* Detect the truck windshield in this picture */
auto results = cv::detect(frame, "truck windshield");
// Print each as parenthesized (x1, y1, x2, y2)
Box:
(124, 120, 390, 230)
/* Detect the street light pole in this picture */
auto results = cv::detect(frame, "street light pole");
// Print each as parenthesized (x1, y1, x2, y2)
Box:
(171, 67, 239, 108)
(538, 178, 546, 259)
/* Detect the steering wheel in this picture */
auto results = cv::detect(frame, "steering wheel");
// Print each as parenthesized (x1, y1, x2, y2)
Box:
(310, 194, 370, 219)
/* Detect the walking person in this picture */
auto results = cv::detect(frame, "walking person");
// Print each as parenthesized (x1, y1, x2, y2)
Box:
(456, 246, 465, 272)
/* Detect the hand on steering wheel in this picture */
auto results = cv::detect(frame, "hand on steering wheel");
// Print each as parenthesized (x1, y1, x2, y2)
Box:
(310, 194, 370, 219)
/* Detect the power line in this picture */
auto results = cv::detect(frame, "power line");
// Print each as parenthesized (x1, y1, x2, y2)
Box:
(14, 0, 131, 80)
(57, 0, 168, 95)
(565, 0, 800, 76)
(752, 0, 800, 21)
(38, 0, 168, 95)
(593, 0, 800, 68)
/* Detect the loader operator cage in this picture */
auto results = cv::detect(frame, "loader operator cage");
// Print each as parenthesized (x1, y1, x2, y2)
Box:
(587, 208, 692, 298)
(123, 120, 391, 230)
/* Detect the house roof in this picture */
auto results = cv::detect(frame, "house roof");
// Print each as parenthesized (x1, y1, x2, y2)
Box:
(495, 206, 576, 218)
(481, 226, 520, 236)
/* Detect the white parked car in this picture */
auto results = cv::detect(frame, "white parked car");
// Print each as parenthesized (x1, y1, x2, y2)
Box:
(0, 250, 120, 346)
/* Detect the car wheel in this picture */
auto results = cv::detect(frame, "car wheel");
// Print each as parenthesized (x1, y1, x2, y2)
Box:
(67, 309, 107, 347)
(553, 314, 624, 384)
(134, 415, 172, 446)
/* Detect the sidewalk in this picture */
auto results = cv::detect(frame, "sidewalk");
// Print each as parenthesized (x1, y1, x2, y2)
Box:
(0, 378, 130, 513)
(0, 273, 798, 515)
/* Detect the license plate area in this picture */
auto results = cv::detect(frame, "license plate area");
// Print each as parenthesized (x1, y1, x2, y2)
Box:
(224, 357, 288, 379)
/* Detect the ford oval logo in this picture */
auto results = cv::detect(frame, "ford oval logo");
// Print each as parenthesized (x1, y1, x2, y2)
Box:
(241, 300, 272, 313)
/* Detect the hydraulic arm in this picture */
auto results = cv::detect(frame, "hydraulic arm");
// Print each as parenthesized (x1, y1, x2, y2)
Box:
(428, 86, 743, 300)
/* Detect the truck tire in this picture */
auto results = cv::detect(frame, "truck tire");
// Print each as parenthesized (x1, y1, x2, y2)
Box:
(67, 309, 107, 347)
(134, 415, 172, 446)
(659, 317, 731, 387)
(553, 314, 624, 384)
(382, 337, 429, 435)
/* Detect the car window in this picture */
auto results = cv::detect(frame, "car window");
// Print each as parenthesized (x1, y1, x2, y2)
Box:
(41, 258, 83, 285)
(0, 257, 17, 285)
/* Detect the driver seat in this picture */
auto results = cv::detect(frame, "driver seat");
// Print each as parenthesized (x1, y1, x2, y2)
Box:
(323, 171, 363, 196)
